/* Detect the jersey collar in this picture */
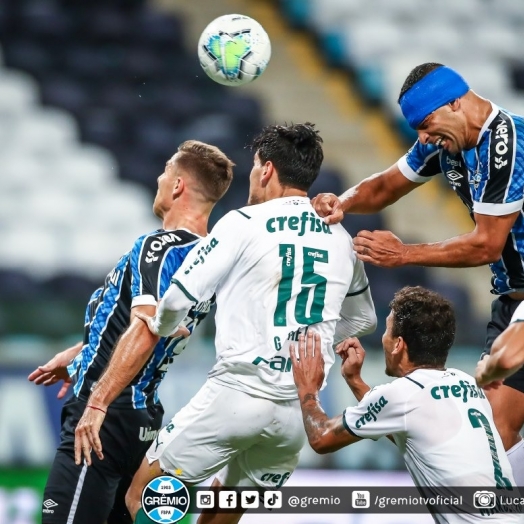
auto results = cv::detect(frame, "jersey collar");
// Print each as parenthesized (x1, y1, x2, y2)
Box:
(477, 102, 499, 146)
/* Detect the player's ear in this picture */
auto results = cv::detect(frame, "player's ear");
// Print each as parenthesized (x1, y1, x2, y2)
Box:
(449, 98, 461, 112)
(392, 336, 405, 355)
(172, 177, 184, 198)
(260, 161, 274, 187)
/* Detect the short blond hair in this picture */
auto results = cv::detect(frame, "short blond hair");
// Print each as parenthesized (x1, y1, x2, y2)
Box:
(175, 140, 234, 203)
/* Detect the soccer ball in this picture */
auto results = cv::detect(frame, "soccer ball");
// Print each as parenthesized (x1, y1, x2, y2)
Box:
(197, 14, 271, 87)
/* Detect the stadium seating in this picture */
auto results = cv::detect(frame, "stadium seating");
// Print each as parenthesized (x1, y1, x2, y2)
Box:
(0, 1, 342, 337)
(280, 0, 524, 141)
(0, 0, 483, 347)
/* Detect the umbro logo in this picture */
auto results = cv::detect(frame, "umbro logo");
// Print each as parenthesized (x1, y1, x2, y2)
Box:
(446, 170, 463, 187)
(446, 170, 463, 181)
(43, 499, 58, 513)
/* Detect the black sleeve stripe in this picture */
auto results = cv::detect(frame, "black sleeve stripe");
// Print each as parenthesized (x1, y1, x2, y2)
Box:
(171, 278, 198, 303)
(342, 409, 363, 439)
(418, 149, 443, 177)
(404, 376, 425, 389)
(346, 284, 369, 297)
(484, 111, 516, 204)
(235, 209, 251, 219)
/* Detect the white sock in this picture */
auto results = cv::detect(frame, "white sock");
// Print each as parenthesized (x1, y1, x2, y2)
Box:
(507, 439, 524, 486)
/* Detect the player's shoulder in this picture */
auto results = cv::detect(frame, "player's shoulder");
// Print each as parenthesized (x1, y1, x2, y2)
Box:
(132, 229, 201, 259)
(137, 228, 200, 247)
(485, 106, 524, 147)
(362, 381, 402, 403)
(403, 368, 475, 388)
(211, 208, 254, 237)
(368, 372, 434, 400)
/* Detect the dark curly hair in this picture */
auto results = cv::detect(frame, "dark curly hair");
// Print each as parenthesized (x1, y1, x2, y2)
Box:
(389, 286, 456, 368)
(397, 62, 444, 103)
(250, 122, 324, 191)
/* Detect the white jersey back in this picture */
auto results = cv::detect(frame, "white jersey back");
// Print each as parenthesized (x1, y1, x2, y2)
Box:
(343, 368, 520, 523)
(173, 197, 369, 400)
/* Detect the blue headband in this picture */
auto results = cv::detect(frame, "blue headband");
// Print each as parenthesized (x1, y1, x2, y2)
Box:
(399, 66, 470, 129)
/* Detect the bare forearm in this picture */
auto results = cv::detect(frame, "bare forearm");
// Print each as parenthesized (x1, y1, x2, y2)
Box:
(340, 177, 393, 214)
(296, 389, 356, 454)
(345, 377, 371, 402)
(299, 392, 330, 447)
(340, 171, 416, 214)
(88, 323, 158, 407)
(401, 234, 497, 268)
(482, 328, 524, 383)
(480, 353, 519, 384)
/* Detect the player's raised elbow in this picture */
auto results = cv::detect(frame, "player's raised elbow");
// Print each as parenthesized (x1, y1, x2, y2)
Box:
(471, 235, 504, 264)
(353, 310, 378, 339)
(361, 312, 377, 337)
(308, 436, 336, 455)
(481, 244, 504, 264)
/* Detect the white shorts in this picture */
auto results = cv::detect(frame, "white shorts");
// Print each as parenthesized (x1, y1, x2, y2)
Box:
(146, 379, 306, 487)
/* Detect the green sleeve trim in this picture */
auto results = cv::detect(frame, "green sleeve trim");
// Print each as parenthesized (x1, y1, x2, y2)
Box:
(172, 279, 197, 303)
(342, 409, 363, 439)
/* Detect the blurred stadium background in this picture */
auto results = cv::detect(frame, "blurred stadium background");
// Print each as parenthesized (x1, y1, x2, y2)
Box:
(1, 0, 523, 522)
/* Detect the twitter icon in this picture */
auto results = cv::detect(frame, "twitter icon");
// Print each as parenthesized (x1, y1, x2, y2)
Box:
(241, 491, 260, 509)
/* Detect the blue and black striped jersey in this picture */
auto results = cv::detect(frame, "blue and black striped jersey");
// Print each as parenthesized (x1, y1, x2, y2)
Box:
(67, 229, 213, 408)
(399, 104, 524, 295)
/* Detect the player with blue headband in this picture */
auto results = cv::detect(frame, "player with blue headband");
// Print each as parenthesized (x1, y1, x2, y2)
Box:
(312, 61, 524, 489)
(399, 65, 470, 130)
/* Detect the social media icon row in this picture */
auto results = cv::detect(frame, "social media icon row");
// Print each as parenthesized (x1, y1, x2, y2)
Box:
(196, 491, 282, 509)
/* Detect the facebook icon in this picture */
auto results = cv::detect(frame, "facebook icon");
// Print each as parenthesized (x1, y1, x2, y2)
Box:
(219, 491, 237, 509)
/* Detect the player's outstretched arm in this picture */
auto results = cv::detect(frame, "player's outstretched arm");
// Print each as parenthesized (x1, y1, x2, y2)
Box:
(291, 332, 361, 454)
(74, 305, 188, 466)
(28, 341, 82, 399)
(312, 164, 419, 225)
(74, 304, 159, 465)
(354, 211, 519, 268)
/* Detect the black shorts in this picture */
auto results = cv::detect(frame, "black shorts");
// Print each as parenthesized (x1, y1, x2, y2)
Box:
(42, 396, 164, 524)
(485, 295, 524, 393)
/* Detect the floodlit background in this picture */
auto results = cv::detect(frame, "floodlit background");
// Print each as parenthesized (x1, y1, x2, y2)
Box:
(2, 0, 524, 522)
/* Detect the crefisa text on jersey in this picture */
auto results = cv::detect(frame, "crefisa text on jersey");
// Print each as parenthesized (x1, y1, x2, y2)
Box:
(266, 212, 332, 236)
(430, 380, 486, 402)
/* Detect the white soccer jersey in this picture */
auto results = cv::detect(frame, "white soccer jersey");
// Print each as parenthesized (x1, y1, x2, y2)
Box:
(168, 196, 374, 400)
(343, 368, 520, 523)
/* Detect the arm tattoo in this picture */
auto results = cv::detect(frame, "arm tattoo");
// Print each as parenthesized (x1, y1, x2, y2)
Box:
(299, 393, 329, 444)
(300, 393, 317, 405)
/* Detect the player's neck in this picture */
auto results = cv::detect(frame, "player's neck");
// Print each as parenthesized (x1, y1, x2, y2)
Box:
(465, 92, 493, 145)
(403, 364, 446, 376)
(161, 202, 212, 237)
(268, 185, 308, 200)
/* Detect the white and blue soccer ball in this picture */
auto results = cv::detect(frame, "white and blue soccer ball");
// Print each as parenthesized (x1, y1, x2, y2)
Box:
(197, 14, 271, 86)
